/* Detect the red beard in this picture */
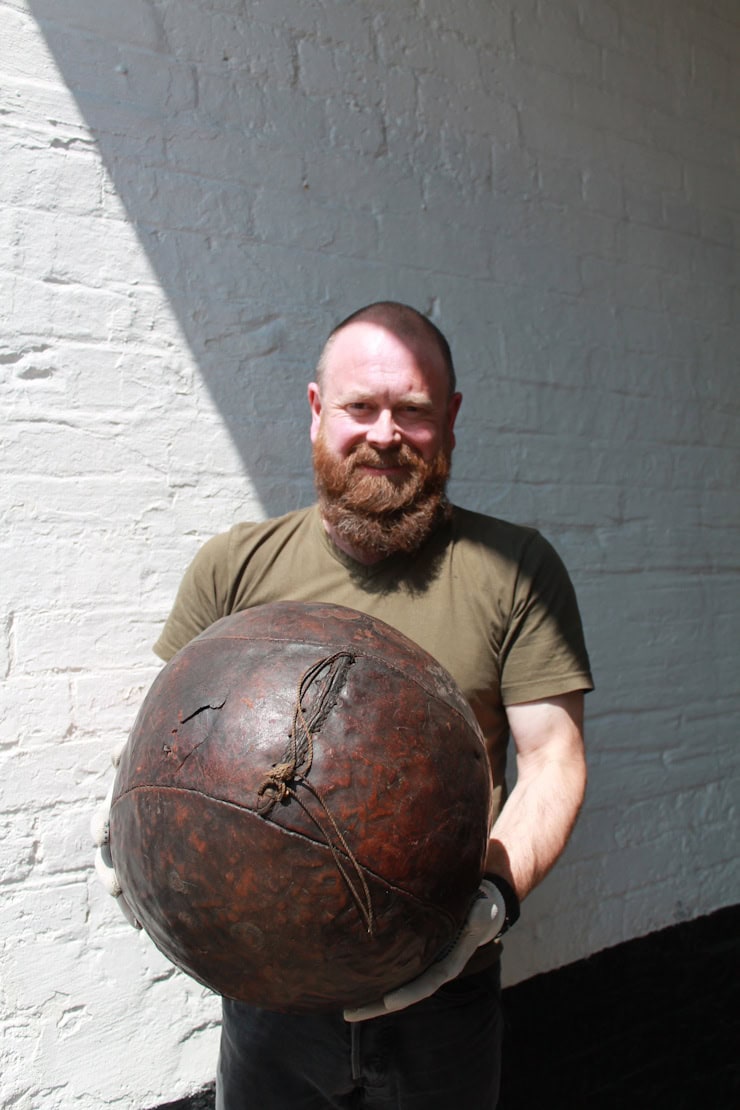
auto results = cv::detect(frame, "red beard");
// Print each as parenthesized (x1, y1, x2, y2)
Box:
(313, 432, 452, 559)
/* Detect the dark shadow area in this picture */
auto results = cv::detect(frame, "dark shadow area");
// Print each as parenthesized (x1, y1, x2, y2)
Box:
(499, 903, 739, 1109)
(149, 904, 739, 1109)
(149, 1090, 214, 1110)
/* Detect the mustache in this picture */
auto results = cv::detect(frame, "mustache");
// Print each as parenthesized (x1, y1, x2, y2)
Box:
(347, 443, 421, 470)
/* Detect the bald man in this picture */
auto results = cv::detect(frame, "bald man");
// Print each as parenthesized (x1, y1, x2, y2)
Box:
(153, 302, 593, 1110)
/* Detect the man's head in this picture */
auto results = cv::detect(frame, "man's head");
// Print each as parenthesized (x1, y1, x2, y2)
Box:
(308, 303, 462, 562)
(315, 302, 457, 396)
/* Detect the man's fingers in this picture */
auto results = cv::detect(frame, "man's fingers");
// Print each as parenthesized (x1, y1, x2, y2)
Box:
(94, 845, 122, 897)
(343, 882, 504, 1023)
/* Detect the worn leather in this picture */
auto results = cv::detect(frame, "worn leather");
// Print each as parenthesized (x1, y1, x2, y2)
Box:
(110, 602, 492, 1012)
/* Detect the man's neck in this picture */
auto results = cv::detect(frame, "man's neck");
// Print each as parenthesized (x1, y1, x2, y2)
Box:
(320, 515, 387, 565)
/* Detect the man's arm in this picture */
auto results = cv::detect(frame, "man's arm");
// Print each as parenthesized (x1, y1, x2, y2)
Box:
(485, 691, 587, 902)
(344, 691, 587, 1021)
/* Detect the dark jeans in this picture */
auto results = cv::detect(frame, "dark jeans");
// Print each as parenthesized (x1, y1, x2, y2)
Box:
(216, 966, 502, 1109)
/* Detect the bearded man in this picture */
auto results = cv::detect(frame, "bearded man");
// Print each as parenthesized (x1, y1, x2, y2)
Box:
(145, 302, 593, 1108)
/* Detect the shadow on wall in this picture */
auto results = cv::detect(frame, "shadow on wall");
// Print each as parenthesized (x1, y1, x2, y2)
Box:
(28, 1, 386, 518)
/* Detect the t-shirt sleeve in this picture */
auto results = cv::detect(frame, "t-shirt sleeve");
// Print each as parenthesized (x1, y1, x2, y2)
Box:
(152, 532, 233, 662)
(499, 531, 593, 705)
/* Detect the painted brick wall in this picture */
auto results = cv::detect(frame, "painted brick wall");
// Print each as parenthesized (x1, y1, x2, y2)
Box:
(2, 0, 738, 1105)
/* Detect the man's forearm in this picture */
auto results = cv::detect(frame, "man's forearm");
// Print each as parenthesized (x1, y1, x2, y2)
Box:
(485, 747, 586, 900)
(485, 693, 587, 901)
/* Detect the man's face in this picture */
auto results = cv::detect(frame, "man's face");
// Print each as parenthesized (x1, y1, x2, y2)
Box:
(307, 321, 462, 558)
(308, 321, 461, 468)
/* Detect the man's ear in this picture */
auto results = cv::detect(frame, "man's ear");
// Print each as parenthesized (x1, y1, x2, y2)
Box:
(308, 382, 321, 444)
(447, 391, 462, 449)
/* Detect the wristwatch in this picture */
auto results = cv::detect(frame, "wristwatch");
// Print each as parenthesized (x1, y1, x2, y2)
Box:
(484, 873, 520, 938)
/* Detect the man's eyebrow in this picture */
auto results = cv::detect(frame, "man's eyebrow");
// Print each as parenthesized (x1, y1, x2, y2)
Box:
(334, 389, 436, 408)
(390, 393, 436, 410)
(398, 394, 434, 407)
(334, 389, 375, 404)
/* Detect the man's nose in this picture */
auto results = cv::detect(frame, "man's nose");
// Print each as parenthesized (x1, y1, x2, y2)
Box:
(366, 409, 400, 449)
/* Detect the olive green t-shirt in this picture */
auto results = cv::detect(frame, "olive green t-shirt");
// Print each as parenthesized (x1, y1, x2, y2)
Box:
(154, 504, 593, 820)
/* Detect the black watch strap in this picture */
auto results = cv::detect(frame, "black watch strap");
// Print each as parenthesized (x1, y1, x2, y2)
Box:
(485, 873, 521, 938)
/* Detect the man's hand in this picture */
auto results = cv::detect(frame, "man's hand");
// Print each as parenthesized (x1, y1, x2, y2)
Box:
(90, 742, 141, 929)
(343, 879, 505, 1022)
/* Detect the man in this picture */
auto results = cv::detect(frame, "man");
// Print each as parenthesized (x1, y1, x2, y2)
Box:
(101, 302, 593, 1108)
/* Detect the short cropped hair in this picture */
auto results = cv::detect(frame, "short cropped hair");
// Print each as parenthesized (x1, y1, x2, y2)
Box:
(316, 302, 457, 395)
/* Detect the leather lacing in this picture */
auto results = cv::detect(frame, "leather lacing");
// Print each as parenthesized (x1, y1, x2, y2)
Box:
(257, 651, 375, 937)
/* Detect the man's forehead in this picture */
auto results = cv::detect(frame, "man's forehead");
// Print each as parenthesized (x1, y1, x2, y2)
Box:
(321, 320, 448, 389)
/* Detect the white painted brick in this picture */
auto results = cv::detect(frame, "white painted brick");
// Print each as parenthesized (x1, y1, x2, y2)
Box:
(304, 147, 423, 212)
(253, 187, 380, 257)
(372, 9, 441, 72)
(623, 178, 666, 226)
(519, 101, 606, 162)
(534, 151, 582, 206)
(421, 0, 515, 51)
(36, 804, 104, 877)
(699, 205, 735, 246)
(181, 67, 267, 131)
(247, 0, 325, 36)
(261, 83, 328, 145)
(577, 0, 621, 46)
(297, 36, 342, 97)
(0, 674, 73, 746)
(493, 238, 583, 295)
(491, 141, 539, 198)
(616, 219, 695, 274)
(662, 272, 732, 326)
(417, 70, 519, 142)
(7, 206, 159, 288)
(54, 31, 197, 116)
(378, 209, 490, 277)
(513, 7, 602, 80)
(0, 86, 94, 154)
(604, 131, 684, 191)
(30, 0, 164, 51)
(655, 107, 736, 172)
(160, 5, 291, 73)
(581, 165, 625, 217)
(13, 609, 165, 674)
(572, 78, 656, 145)
(7, 272, 138, 343)
(603, 44, 680, 113)
(167, 127, 302, 189)
(0, 6, 60, 85)
(2, 140, 104, 216)
(662, 195, 702, 237)
(3, 0, 739, 1104)
(72, 668, 161, 734)
(581, 255, 663, 311)
(324, 98, 387, 157)
(2, 418, 166, 479)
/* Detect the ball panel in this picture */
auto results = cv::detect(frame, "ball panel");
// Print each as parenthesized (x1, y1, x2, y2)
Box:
(196, 601, 482, 736)
(112, 787, 457, 1011)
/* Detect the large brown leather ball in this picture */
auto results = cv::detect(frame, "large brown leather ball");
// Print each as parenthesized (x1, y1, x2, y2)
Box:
(110, 602, 492, 1012)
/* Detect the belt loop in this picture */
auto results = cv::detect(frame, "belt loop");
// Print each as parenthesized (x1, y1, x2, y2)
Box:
(350, 1019, 363, 1083)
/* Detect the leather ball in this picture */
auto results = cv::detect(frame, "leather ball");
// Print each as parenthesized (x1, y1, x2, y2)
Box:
(110, 602, 492, 1012)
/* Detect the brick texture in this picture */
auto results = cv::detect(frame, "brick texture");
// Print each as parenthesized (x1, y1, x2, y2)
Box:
(2, 0, 738, 1105)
